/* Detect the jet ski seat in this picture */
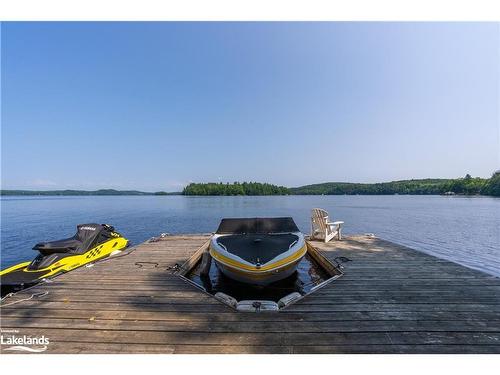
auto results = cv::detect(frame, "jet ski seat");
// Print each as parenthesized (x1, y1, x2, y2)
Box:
(33, 238, 83, 256)
(32, 223, 112, 256)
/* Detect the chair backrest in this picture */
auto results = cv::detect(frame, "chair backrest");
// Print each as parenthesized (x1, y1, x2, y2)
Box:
(311, 208, 329, 231)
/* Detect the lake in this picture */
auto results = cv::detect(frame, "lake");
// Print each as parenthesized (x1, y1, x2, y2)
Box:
(1, 195, 499, 277)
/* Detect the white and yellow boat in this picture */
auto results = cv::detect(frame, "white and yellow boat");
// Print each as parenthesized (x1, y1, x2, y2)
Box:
(209, 217, 307, 286)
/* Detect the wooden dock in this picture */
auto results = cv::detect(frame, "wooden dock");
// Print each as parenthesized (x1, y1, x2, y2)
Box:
(1, 234, 499, 354)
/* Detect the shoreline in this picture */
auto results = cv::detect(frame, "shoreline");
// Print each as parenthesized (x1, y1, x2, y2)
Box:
(1, 193, 498, 198)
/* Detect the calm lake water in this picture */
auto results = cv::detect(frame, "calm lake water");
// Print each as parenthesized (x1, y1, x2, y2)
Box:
(1, 195, 499, 277)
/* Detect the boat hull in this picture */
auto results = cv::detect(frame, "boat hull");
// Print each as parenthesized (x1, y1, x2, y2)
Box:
(213, 256, 304, 285)
(209, 236, 307, 286)
(209, 217, 307, 286)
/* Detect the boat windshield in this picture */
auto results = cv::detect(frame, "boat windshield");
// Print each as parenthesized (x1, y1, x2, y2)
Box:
(216, 217, 300, 234)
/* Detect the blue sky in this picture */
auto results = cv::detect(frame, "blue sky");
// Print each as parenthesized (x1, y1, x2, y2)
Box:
(1, 22, 499, 191)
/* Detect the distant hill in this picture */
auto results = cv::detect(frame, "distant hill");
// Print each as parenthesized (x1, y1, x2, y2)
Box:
(289, 175, 494, 196)
(0, 189, 180, 196)
(181, 175, 498, 196)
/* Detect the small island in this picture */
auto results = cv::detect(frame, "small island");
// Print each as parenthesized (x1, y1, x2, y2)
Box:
(182, 182, 289, 196)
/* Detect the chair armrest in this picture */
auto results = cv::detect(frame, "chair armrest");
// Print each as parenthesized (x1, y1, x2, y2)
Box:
(328, 221, 344, 225)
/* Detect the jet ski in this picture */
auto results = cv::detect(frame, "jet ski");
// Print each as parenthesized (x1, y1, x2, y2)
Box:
(209, 217, 307, 286)
(1, 223, 128, 296)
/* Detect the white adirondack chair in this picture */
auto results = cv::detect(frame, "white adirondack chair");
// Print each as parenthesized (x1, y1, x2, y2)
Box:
(310, 208, 344, 242)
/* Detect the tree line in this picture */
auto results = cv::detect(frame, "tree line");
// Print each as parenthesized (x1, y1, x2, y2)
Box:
(290, 173, 500, 196)
(182, 182, 290, 196)
(0, 189, 153, 196)
(182, 172, 500, 196)
(2, 172, 499, 197)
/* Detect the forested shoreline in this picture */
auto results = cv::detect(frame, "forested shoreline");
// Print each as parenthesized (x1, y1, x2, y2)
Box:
(183, 173, 500, 196)
(2, 172, 499, 197)
(290, 173, 500, 196)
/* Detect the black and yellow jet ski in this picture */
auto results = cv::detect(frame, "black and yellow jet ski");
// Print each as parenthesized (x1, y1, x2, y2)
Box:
(1, 223, 128, 296)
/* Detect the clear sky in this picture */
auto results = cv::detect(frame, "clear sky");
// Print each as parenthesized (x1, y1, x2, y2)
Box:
(1, 22, 499, 191)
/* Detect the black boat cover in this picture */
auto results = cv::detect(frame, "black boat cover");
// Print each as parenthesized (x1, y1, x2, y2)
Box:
(32, 224, 116, 255)
(216, 217, 300, 234)
(217, 233, 300, 264)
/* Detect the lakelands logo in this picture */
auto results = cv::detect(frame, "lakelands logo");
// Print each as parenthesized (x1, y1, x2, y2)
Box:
(1, 329, 49, 353)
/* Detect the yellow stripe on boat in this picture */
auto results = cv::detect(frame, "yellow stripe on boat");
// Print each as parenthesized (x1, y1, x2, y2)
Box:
(216, 259, 302, 280)
(209, 244, 307, 273)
